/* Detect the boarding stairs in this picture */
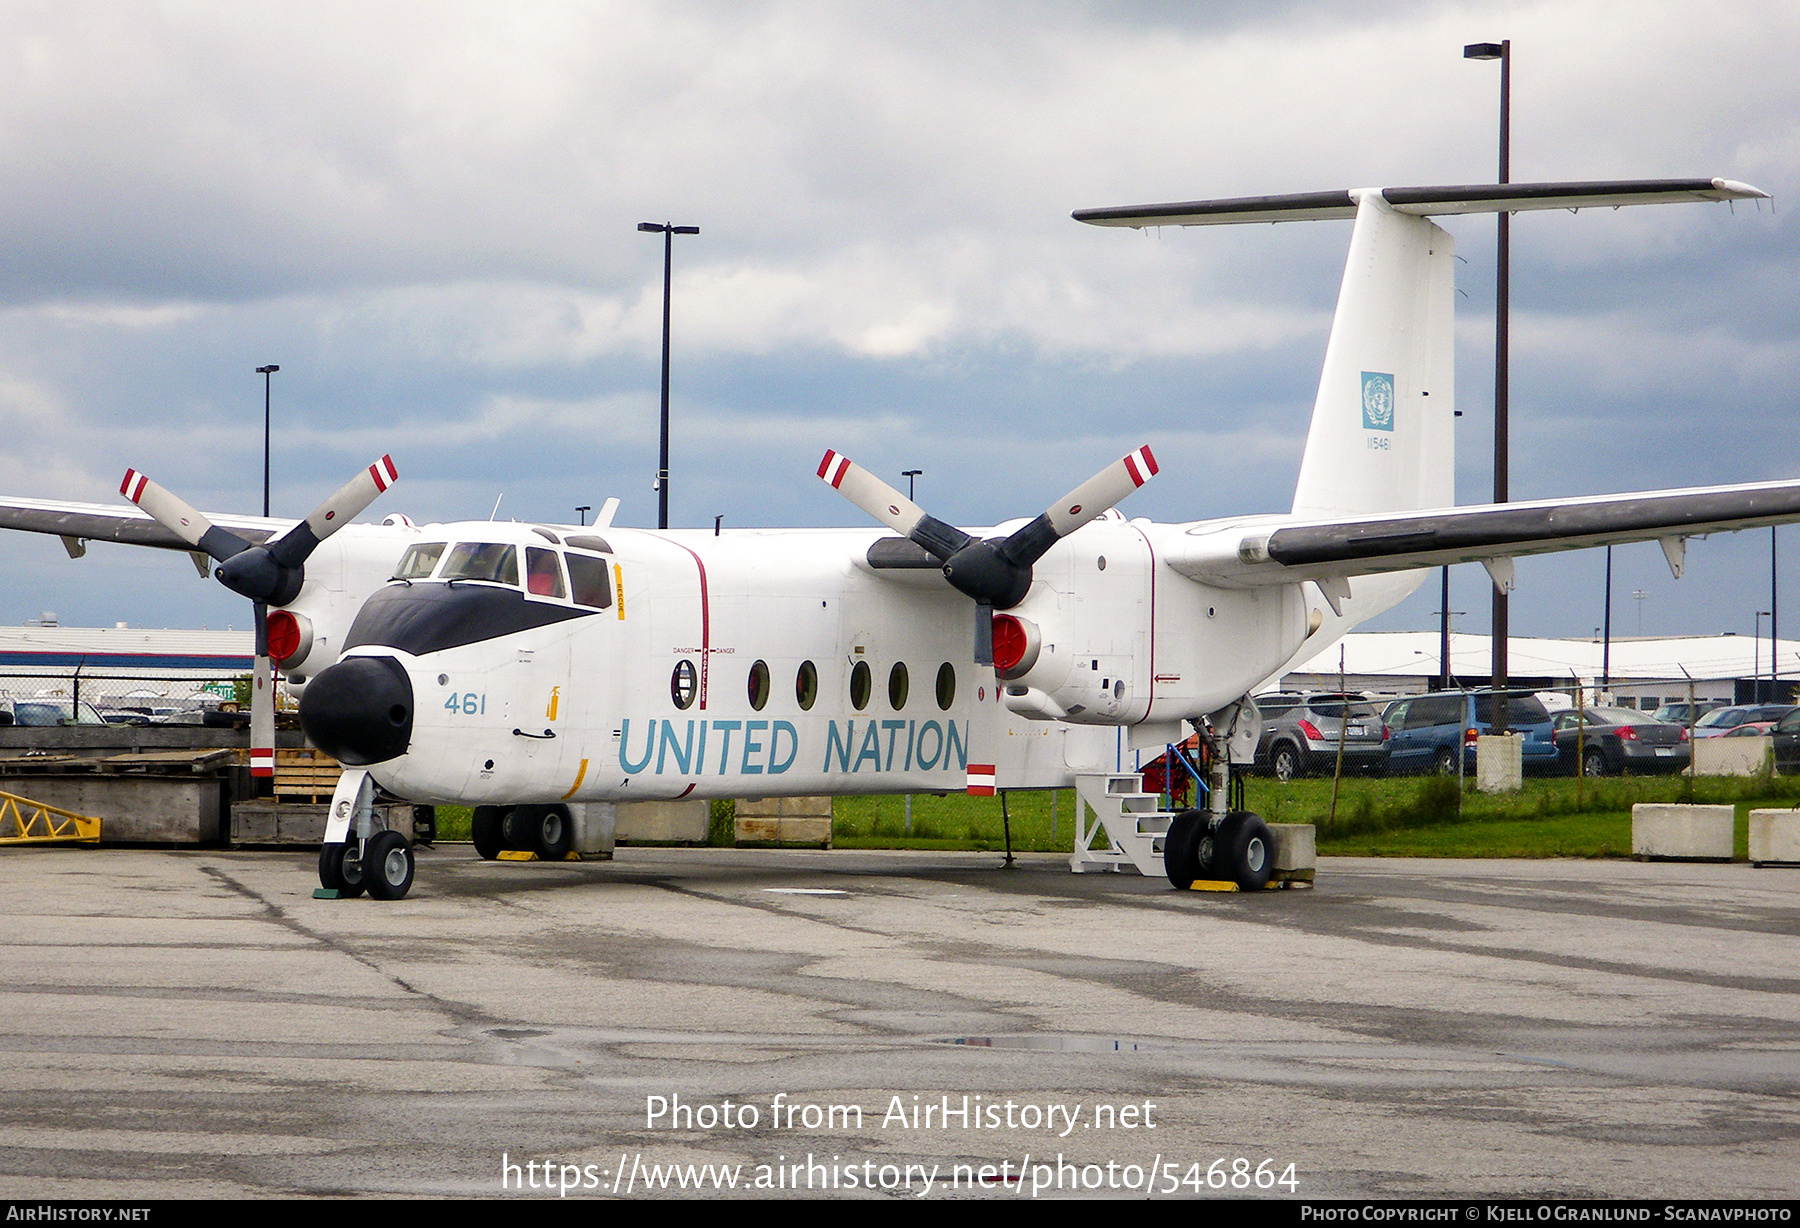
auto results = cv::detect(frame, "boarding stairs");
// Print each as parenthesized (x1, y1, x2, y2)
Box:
(1070, 771, 1184, 876)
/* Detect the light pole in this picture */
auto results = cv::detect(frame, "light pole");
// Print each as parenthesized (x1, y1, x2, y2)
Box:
(902, 469, 922, 501)
(255, 365, 279, 517)
(1756, 611, 1772, 701)
(1602, 546, 1613, 693)
(576, 506, 591, 527)
(637, 222, 700, 530)
(1465, 39, 1510, 718)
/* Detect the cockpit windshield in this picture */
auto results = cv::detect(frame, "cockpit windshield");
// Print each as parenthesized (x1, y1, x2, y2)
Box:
(439, 542, 519, 586)
(392, 542, 446, 580)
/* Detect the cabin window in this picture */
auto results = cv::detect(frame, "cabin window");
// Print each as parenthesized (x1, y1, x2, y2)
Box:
(566, 553, 613, 609)
(888, 662, 909, 710)
(440, 542, 519, 586)
(849, 661, 871, 711)
(796, 661, 818, 711)
(936, 663, 956, 710)
(748, 660, 770, 711)
(671, 660, 697, 710)
(525, 547, 567, 599)
(392, 543, 446, 580)
(565, 534, 613, 554)
(531, 527, 562, 544)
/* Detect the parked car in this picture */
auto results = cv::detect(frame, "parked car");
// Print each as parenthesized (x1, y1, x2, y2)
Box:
(1766, 708, 1800, 774)
(1652, 701, 1721, 726)
(1691, 704, 1796, 737)
(1253, 692, 1389, 780)
(1380, 690, 1559, 775)
(1551, 708, 1689, 776)
(0, 698, 108, 727)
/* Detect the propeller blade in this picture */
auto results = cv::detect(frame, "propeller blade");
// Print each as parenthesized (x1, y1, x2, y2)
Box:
(997, 444, 1159, 569)
(267, 455, 398, 568)
(119, 469, 252, 562)
(818, 450, 970, 559)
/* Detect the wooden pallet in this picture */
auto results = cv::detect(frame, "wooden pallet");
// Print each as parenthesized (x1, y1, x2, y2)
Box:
(271, 748, 341, 802)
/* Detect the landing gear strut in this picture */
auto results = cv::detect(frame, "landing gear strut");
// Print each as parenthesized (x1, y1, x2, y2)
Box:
(1164, 701, 1274, 892)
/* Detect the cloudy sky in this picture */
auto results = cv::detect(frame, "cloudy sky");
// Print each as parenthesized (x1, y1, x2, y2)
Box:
(1, 0, 1796, 648)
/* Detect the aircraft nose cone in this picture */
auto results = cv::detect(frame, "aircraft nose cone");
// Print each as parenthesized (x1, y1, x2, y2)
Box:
(299, 655, 414, 766)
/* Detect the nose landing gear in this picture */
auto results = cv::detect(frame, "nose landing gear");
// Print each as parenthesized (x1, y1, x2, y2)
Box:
(315, 768, 417, 901)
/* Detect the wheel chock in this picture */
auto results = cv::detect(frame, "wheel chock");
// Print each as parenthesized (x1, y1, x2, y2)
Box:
(1186, 879, 1240, 892)
(496, 850, 584, 862)
(312, 888, 343, 899)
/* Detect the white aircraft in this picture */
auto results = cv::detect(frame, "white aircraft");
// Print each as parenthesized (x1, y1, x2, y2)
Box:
(4, 176, 1793, 902)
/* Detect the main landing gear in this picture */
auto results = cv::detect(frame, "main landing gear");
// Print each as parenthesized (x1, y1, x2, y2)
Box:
(1163, 703, 1275, 892)
(470, 804, 574, 861)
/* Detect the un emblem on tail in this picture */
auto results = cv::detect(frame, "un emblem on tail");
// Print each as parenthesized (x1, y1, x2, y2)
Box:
(1360, 371, 1395, 431)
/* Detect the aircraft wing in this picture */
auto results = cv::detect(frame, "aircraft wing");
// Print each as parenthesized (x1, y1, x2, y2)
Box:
(1169, 479, 1800, 590)
(0, 495, 284, 552)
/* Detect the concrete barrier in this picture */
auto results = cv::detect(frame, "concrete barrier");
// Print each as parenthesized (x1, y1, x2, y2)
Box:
(1747, 809, 1800, 866)
(568, 802, 616, 857)
(1269, 822, 1315, 885)
(735, 796, 833, 847)
(1693, 736, 1770, 777)
(1476, 734, 1522, 792)
(615, 798, 709, 843)
(1631, 803, 1734, 861)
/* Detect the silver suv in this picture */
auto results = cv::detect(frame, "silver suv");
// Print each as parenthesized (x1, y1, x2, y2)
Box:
(1253, 692, 1390, 781)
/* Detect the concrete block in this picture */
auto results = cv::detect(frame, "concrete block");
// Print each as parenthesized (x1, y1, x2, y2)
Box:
(569, 802, 616, 858)
(1693, 736, 1770, 777)
(1748, 809, 1800, 865)
(6, 775, 221, 843)
(735, 795, 833, 819)
(1269, 823, 1315, 883)
(1632, 803, 1734, 861)
(615, 798, 708, 844)
(1475, 734, 1522, 793)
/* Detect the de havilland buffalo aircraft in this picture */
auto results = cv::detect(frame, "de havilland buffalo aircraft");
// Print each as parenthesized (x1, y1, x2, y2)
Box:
(2, 176, 1794, 901)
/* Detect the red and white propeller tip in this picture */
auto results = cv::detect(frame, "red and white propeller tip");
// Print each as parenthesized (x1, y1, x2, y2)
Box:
(817, 449, 927, 538)
(1043, 445, 1157, 537)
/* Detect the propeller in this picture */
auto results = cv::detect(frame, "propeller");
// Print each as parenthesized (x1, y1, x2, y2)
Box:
(819, 445, 1158, 661)
(121, 456, 398, 777)
(122, 455, 398, 606)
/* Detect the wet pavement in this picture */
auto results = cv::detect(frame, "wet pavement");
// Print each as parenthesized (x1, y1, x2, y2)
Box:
(0, 844, 1795, 1199)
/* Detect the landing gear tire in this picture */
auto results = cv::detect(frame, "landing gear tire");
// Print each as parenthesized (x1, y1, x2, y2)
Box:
(471, 806, 505, 859)
(1271, 744, 1302, 782)
(1213, 811, 1274, 892)
(532, 805, 573, 861)
(320, 841, 368, 899)
(1163, 809, 1207, 890)
(365, 830, 415, 900)
(1434, 748, 1458, 776)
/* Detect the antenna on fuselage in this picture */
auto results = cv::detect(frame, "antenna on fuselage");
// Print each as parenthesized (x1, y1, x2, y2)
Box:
(489, 493, 504, 521)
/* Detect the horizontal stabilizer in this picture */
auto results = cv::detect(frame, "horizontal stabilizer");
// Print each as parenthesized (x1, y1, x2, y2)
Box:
(1172, 479, 1800, 586)
(1074, 179, 1767, 228)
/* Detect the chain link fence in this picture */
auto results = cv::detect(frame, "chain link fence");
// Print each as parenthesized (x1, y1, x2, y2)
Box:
(0, 668, 269, 727)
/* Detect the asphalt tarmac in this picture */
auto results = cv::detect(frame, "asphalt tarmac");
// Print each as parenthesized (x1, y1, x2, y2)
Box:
(0, 843, 1795, 1200)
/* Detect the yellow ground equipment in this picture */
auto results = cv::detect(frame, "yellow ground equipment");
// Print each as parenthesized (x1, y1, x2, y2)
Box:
(0, 790, 102, 844)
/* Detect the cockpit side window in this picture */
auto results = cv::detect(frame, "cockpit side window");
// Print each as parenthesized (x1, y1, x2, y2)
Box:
(440, 542, 519, 586)
(525, 547, 568, 599)
(566, 553, 613, 609)
(392, 542, 447, 580)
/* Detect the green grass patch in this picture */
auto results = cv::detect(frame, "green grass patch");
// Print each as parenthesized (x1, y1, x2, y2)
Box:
(422, 775, 1800, 858)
